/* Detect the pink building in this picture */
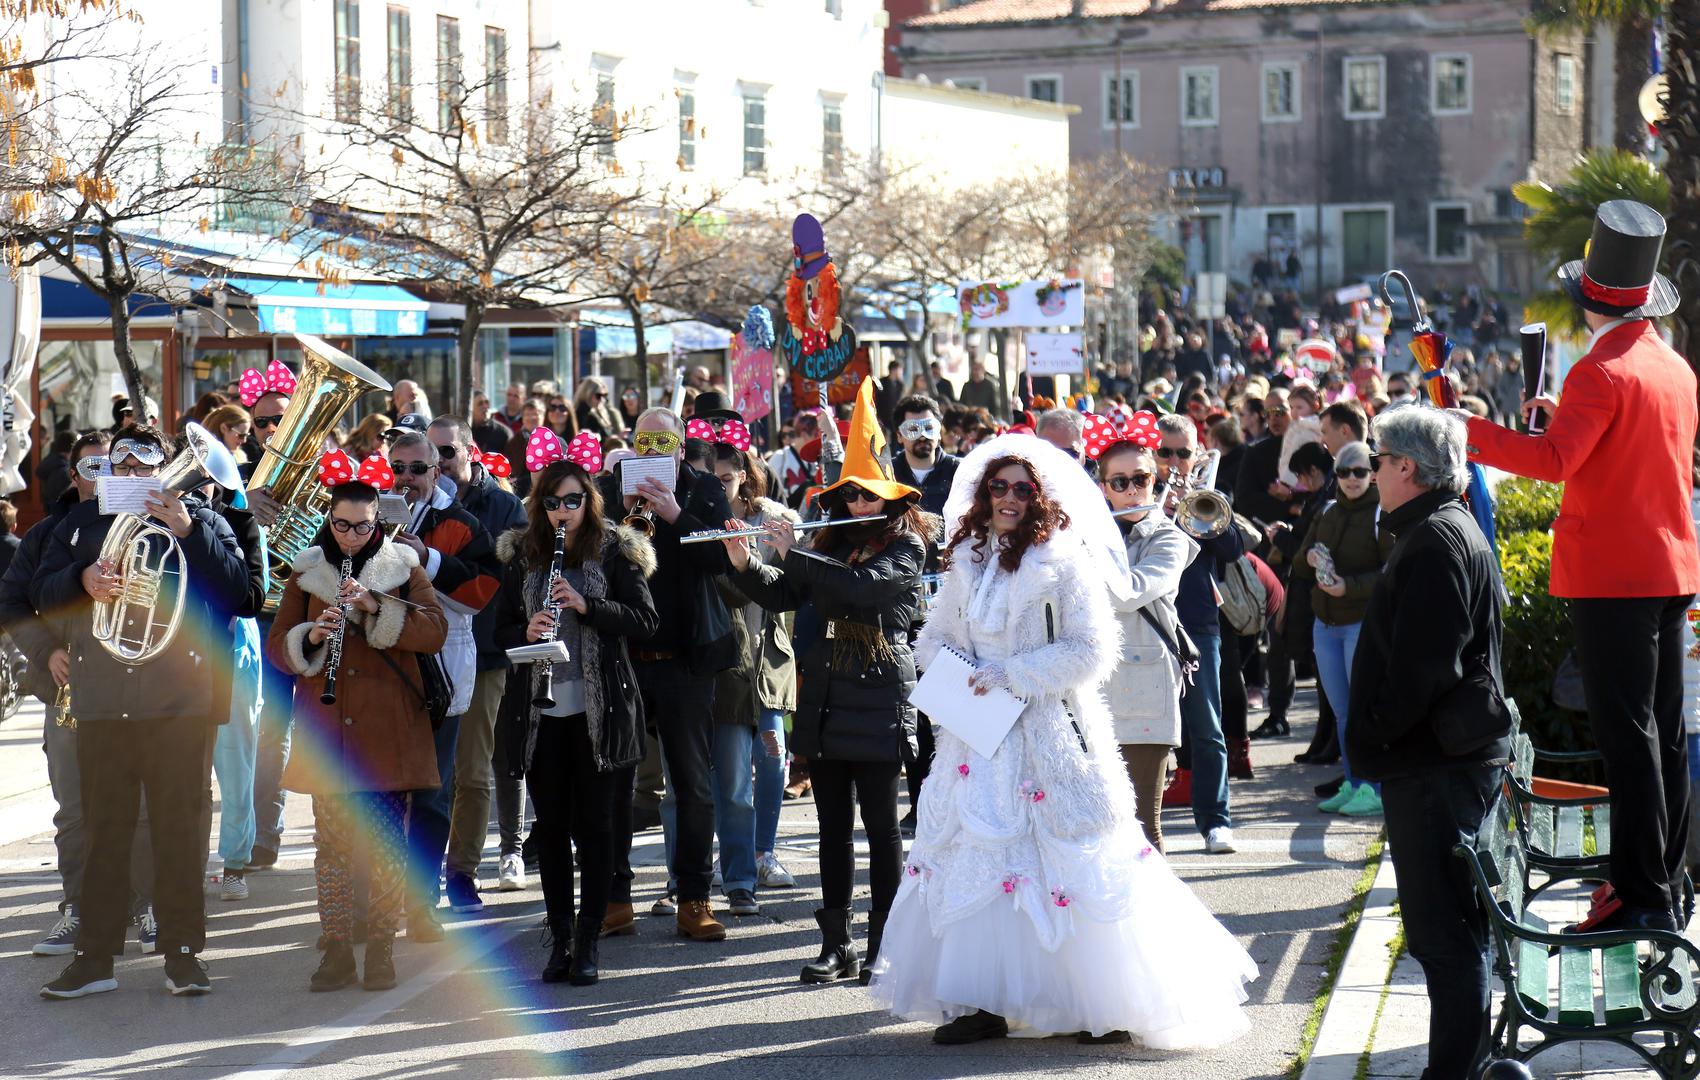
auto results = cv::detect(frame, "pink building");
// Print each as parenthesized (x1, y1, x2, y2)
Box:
(898, 0, 1589, 300)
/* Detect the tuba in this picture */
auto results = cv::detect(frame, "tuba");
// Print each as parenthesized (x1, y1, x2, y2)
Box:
(1162, 448, 1232, 540)
(248, 334, 391, 612)
(91, 422, 243, 663)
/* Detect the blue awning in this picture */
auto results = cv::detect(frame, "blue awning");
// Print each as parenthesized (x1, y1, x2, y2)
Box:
(41, 276, 171, 320)
(577, 309, 672, 356)
(200, 277, 428, 337)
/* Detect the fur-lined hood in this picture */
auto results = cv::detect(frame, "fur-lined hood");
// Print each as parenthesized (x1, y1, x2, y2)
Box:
(750, 497, 801, 527)
(291, 540, 420, 603)
(494, 521, 658, 579)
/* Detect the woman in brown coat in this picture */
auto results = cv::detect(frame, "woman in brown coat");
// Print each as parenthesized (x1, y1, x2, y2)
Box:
(266, 452, 448, 994)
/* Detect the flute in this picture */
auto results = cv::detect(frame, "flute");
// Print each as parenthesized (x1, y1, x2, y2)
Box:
(1110, 502, 1163, 518)
(532, 524, 568, 710)
(679, 517, 866, 544)
(320, 556, 354, 706)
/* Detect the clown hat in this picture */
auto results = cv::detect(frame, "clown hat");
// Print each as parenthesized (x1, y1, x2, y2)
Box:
(818, 377, 919, 509)
(792, 214, 830, 280)
(1557, 199, 1679, 319)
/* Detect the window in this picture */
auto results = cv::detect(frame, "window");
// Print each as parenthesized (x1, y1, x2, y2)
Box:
(822, 100, 843, 176)
(1027, 75, 1060, 103)
(743, 92, 766, 175)
(1181, 66, 1218, 126)
(1343, 56, 1385, 120)
(1555, 53, 1577, 115)
(593, 67, 616, 159)
(386, 6, 412, 124)
(1265, 211, 1298, 250)
(1262, 61, 1300, 122)
(1431, 54, 1471, 115)
(484, 27, 508, 143)
(334, 0, 360, 122)
(436, 15, 461, 131)
(949, 77, 986, 92)
(677, 86, 696, 169)
(1430, 201, 1470, 261)
(1103, 71, 1138, 128)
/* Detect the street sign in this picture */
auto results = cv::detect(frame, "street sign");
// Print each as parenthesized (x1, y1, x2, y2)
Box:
(1025, 332, 1084, 375)
(1195, 272, 1227, 319)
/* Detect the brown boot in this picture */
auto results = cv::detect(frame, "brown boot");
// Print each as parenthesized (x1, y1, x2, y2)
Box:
(676, 899, 727, 942)
(1228, 737, 1254, 781)
(601, 902, 637, 938)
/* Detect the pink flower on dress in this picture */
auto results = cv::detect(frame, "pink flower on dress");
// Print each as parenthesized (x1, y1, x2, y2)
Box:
(1051, 888, 1071, 908)
(957, 763, 969, 777)
(1140, 845, 1155, 859)
(1001, 875, 1021, 894)
(1031, 789, 1046, 803)
(1018, 780, 1047, 803)
(906, 863, 921, 878)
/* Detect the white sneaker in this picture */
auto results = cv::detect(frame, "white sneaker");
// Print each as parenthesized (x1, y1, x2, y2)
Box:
(137, 906, 159, 954)
(1205, 827, 1237, 854)
(497, 853, 526, 892)
(219, 871, 248, 902)
(756, 853, 796, 889)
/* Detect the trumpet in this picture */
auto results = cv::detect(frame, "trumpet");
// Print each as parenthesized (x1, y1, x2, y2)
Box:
(319, 556, 354, 706)
(1160, 449, 1231, 540)
(54, 681, 73, 729)
(623, 498, 655, 538)
(679, 517, 865, 545)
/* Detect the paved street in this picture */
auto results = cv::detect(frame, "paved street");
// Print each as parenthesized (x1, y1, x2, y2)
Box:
(0, 689, 1377, 1079)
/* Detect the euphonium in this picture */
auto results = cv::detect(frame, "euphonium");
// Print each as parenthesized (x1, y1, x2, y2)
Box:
(1162, 448, 1231, 541)
(248, 334, 391, 612)
(90, 422, 244, 664)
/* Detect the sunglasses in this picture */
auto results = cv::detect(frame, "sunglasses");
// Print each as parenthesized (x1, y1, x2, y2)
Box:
(1335, 466, 1371, 479)
(988, 478, 1037, 502)
(392, 461, 434, 476)
(1102, 472, 1154, 493)
(434, 444, 458, 460)
(331, 519, 377, 535)
(1155, 447, 1194, 460)
(1369, 453, 1391, 471)
(549, 403, 569, 412)
(254, 414, 284, 429)
(592, 391, 606, 400)
(840, 486, 880, 504)
(542, 493, 586, 512)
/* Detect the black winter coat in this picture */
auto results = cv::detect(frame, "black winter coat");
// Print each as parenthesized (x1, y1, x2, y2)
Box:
(1347, 490, 1508, 780)
(0, 487, 78, 704)
(733, 529, 925, 763)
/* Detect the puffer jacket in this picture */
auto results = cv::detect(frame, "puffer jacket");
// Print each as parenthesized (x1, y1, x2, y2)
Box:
(0, 486, 79, 704)
(492, 522, 659, 775)
(733, 525, 925, 763)
(713, 498, 800, 728)
(1290, 485, 1396, 626)
(1107, 512, 1198, 746)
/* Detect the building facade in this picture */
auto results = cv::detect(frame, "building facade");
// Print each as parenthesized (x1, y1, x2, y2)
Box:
(899, 0, 1588, 299)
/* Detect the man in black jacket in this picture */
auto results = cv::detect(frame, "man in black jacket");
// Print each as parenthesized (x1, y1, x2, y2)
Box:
(1233, 387, 1294, 526)
(1348, 406, 1506, 1080)
(609, 407, 733, 942)
(33, 425, 250, 999)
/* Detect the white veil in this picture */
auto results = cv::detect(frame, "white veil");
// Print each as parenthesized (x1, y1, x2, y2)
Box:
(942, 433, 1132, 601)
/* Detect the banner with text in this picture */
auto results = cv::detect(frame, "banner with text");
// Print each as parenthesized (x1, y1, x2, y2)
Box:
(730, 334, 773, 423)
(1025, 332, 1085, 375)
(958, 278, 1085, 329)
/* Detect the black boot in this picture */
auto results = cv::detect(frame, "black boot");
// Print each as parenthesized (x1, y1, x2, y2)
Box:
(541, 926, 573, 983)
(310, 941, 358, 992)
(858, 910, 888, 986)
(362, 937, 396, 991)
(568, 915, 601, 986)
(800, 908, 861, 984)
(1250, 715, 1289, 739)
(933, 1010, 1009, 1044)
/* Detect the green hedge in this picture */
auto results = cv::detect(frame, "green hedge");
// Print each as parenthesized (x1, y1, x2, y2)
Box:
(1497, 528, 1599, 779)
(1494, 476, 1563, 535)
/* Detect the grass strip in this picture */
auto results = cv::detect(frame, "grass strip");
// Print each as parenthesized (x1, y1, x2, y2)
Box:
(1354, 911, 1408, 1080)
(1286, 834, 1388, 1080)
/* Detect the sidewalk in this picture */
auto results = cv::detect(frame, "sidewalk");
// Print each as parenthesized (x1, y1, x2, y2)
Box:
(0, 687, 1378, 1078)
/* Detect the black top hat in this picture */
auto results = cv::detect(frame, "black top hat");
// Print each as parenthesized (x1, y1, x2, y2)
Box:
(1557, 199, 1679, 319)
(691, 389, 741, 422)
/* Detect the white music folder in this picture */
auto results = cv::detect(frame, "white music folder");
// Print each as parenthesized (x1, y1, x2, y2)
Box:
(908, 644, 1026, 760)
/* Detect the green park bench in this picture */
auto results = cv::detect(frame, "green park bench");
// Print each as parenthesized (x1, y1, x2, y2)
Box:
(1460, 780, 1700, 1078)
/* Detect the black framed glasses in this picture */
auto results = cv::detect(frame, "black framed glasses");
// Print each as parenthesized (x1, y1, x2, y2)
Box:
(1369, 453, 1389, 472)
(840, 485, 879, 504)
(254, 414, 284, 429)
(1102, 472, 1154, 493)
(548, 403, 569, 413)
(1336, 466, 1372, 479)
(331, 519, 376, 535)
(988, 478, 1037, 502)
(1155, 447, 1194, 461)
(393, 461, 434, 476)
(542, 493, 586, 512)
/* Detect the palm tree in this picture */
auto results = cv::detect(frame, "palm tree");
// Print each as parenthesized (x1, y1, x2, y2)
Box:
(1513, 148, 1669, 338)
(1660, 0, 1699, 359)
(1529, 0, 1667, 151)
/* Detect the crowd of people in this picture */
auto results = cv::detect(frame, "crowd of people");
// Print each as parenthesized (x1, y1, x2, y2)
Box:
(0, 198, 1690, 1078)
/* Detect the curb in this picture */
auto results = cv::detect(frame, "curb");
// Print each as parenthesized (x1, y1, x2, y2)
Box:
(1301, 843, 1400, 1080)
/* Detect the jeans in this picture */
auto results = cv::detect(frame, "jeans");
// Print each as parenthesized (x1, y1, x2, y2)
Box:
(211, 647, 261, 870)
(810, 758, 902, 913)
(1218, 613, 1247, 742)
(755, 708, 788, 855)
(1382, 765, 1499, 1080)
(529, 714, 630, 929)
(251, 615, 297, 853)
(1312, 619, 1372, 791)
(77, 717, 210, 956)
(1179, 628, 1231, 835)
(447, 668, 508, 877)
(619, 658, 717, 901)
(658, 723, 759, 896)
(406, 713, 462, 907)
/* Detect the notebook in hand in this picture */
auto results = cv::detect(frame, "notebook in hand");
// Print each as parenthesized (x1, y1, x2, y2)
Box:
(908, 644, 1026, 760)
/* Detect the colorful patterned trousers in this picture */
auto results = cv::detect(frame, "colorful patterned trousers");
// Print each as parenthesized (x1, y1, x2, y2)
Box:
(314, 791, 408, 944)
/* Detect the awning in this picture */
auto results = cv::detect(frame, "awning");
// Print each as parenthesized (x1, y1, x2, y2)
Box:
(199, 277, 428, 337)
(577, 309, 672, 356)
(669, 320, 733, 352)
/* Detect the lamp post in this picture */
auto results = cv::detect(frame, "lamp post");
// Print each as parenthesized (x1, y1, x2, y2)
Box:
(1109, 27, 1148, 158)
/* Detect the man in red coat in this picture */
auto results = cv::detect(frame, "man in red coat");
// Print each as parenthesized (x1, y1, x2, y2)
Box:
(1459, 200, 1700, 933)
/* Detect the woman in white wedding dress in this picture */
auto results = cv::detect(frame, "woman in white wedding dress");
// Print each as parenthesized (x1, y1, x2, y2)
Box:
(867, 434, 1258, 1048)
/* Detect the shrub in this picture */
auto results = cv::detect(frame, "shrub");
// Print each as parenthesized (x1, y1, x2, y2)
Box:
(1494, 476, 1563, 536)
(1498, 529, 1599, 779)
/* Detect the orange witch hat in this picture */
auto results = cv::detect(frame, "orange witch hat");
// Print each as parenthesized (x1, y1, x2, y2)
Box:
(818, 377, 920, 507)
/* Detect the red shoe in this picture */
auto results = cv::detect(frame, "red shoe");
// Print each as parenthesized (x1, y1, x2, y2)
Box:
(1228, 738, 1254, 781)
(1161, 769, 1192, 808)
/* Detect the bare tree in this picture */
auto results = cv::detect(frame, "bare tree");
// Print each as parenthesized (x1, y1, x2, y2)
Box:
(308, 71, 643, 412)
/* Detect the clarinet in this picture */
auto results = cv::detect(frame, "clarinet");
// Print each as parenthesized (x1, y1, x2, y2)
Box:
(320, 556, 354, 706)
(532, 524, 568, 709)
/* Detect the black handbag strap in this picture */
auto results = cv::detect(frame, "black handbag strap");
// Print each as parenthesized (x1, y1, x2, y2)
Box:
(371, 577, 431, 710)
(1044, 603, 1090, 755)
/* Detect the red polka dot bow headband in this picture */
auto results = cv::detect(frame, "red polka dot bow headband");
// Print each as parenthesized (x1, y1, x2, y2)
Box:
(464, 444, 512, 479)
(316, 449, 395, 491)
(685, 417, 752, 451)
(1083, 411, 1160, 459)
(237, 361, 297, 408)
(526, 428, 602, 475)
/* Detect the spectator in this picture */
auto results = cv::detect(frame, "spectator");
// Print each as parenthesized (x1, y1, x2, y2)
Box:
(35, 431, 75, 509)
(574, 377, 622, 442)
(956, 357, 1002, 420)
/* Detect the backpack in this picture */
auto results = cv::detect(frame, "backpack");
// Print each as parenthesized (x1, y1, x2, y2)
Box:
(1218, 555, 1268, 637)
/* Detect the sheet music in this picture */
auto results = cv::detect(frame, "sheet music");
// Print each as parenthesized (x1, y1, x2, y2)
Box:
(96, 477, 163, 516)
(909, 644, 1026, 760)
(621, 455, 678, 497)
